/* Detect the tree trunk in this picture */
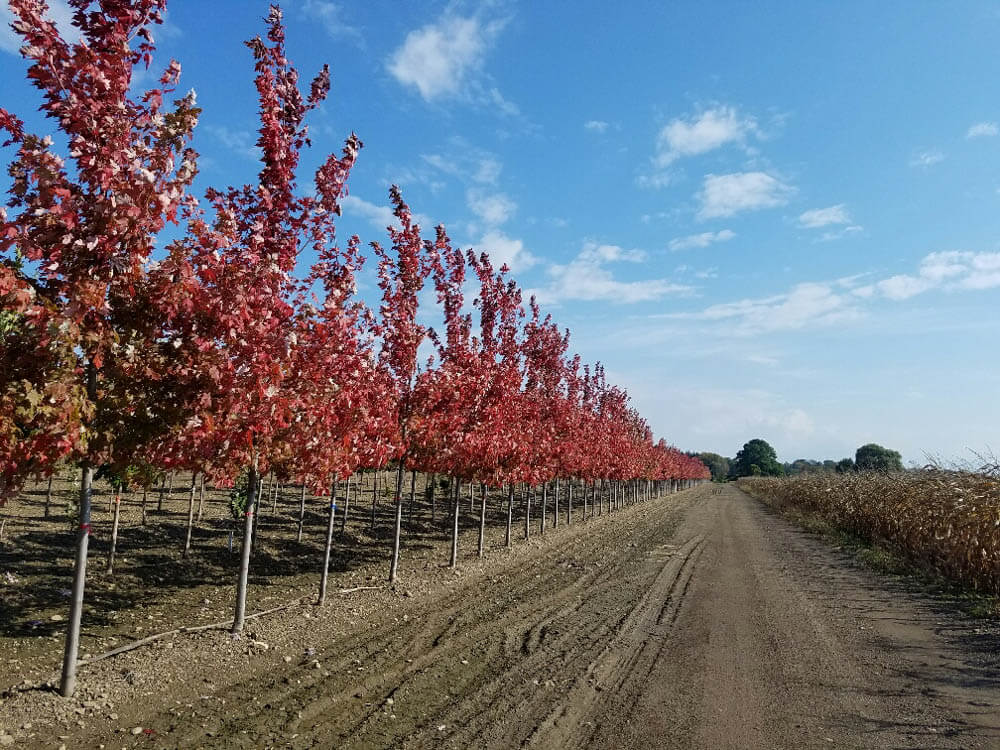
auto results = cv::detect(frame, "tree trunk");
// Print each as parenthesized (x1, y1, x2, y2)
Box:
(271, 480, 279, 514)
(340, 473, 352, 534)
(196, 475, 206, 522)
(45, 475, 54, 518)
(524, 485, 531, 540)
(389, 462, 405, 583)
(318, 476, 339, 605)
(232, 455, 259, 635)
(540, 481, 547, 535)
(449, 477, 461, 568)
(370, 471, 377, 534)
(407, 470, 416, 527)
(505, 484, 514, 548)
(296, 483, 307, 543)
(250, 473, 262, 554)
(553, 478, 559, 528)
(140, 487, 148, 526)
(567, 480, 573, 525)
(106, 490, 121, 575)
(477, 483, 487, 557)
(429, 473, 437, 523)
(59, 459, 94, 697)
(183, 474, 197, 558)
(157, 474, 166, 512)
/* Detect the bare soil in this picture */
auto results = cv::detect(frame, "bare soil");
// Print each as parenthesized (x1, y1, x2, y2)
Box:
(2, 483, 999, 749)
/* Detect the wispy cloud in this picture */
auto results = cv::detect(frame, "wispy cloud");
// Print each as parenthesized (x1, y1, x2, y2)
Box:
(655, 106, 757, 166)
(966, 122, 998, 139)
(669, 249, 1000, 335)
(531, 242, 691, 305)
(207, 125, 258, 160)
(798, 204, 850, 229)
(668, 229, 736, 251)
(910, 149, 944, 167)
(341, 194, 431, 231)
(697, 172, 794, 219)
(478, 229, 537, 272)
(421, 138, 502, 185)
(872, 250, 1000, 300)
(639, 105, 758, 189)
(387, 12, 505, 102)
(466, 189, 516, 226)
(584, 120, 610, 133)
(302, 1, 363, 44)
(670, 281, 859, 334)
(798, 204, 862, 239)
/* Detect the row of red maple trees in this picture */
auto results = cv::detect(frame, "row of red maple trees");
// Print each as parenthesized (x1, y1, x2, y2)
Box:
(0, 0, 708, 696)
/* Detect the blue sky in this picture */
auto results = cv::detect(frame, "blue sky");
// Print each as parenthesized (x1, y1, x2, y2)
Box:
(3, 0, 1000, 465)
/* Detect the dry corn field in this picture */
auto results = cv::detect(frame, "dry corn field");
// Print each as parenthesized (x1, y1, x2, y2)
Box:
(740, 471, 1000, 595)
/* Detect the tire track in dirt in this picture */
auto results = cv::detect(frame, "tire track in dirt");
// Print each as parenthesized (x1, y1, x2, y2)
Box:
(156, 489, 704, 749)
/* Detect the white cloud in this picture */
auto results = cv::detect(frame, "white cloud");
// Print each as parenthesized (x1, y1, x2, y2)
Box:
(303, 1, 362, 43)
(531, 242, 691, 305)
(910, 150, 944, 167)
(478, 229, 537, 273)
(584, 120, 610, 133)
(877, 250, 1000, 298)
(387, 14, 502, 101)
(798, 204, 851, 229)
(672, 281, 859, 334)
(2, 0, 79, 54)
(341, 194, 431, 231)
(422, 140, 501, 185)
(467, 189, 515, 226)
(668, 229, 736, 252)
(966, 122, 999, 139)
(876, 274, 934, 300)
(697, 172, 794, 219)
(655, 106, 757, 166)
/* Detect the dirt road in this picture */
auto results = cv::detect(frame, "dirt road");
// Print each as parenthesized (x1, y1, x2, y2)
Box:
(9, 484, 1000, 748)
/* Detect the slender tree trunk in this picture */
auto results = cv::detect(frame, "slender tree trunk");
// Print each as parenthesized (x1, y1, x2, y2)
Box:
(140, 487, 148, 526)
(567, 480, 573, 525)
(296, 483, 307, 543)
(540, 481, 547, 535)
(477, 483, 487, 557)
(524, 485, 531, 540)
(449, 477, 461, 568)
(553, 478, 559, 528)
(45, 475, 54, 518)
(505, 484, 514, 547)
(106, 490, 121, 575)
(183, 474, 197, 558)
(59, 459, 94, 697)
(157, 474, 166, 512)
(429, 473, 437, 523)
(250, 472, 262, 554)
(407, 470, 416, 527)
(271, 480, 279, 514)
(340, 473, 352, 534)
(196, 475, 206, 522)
(370, 471, 377, 534)
(389, 462, 406, 583)
(232, 454, 259, 635)
(582, 479, 588, 521)
(318, 476, 339, 605)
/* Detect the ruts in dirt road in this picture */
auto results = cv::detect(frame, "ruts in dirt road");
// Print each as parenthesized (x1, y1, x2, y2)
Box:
(15, 484, 1000, 749)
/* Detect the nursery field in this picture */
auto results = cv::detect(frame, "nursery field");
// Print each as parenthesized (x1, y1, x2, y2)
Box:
(2, 483, 999, 749)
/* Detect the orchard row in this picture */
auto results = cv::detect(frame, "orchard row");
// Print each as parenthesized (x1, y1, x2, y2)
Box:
(0, 1, 707, 696)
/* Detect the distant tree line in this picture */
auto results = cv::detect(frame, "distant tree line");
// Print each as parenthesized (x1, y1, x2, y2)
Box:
(692, 440, 904, 481)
